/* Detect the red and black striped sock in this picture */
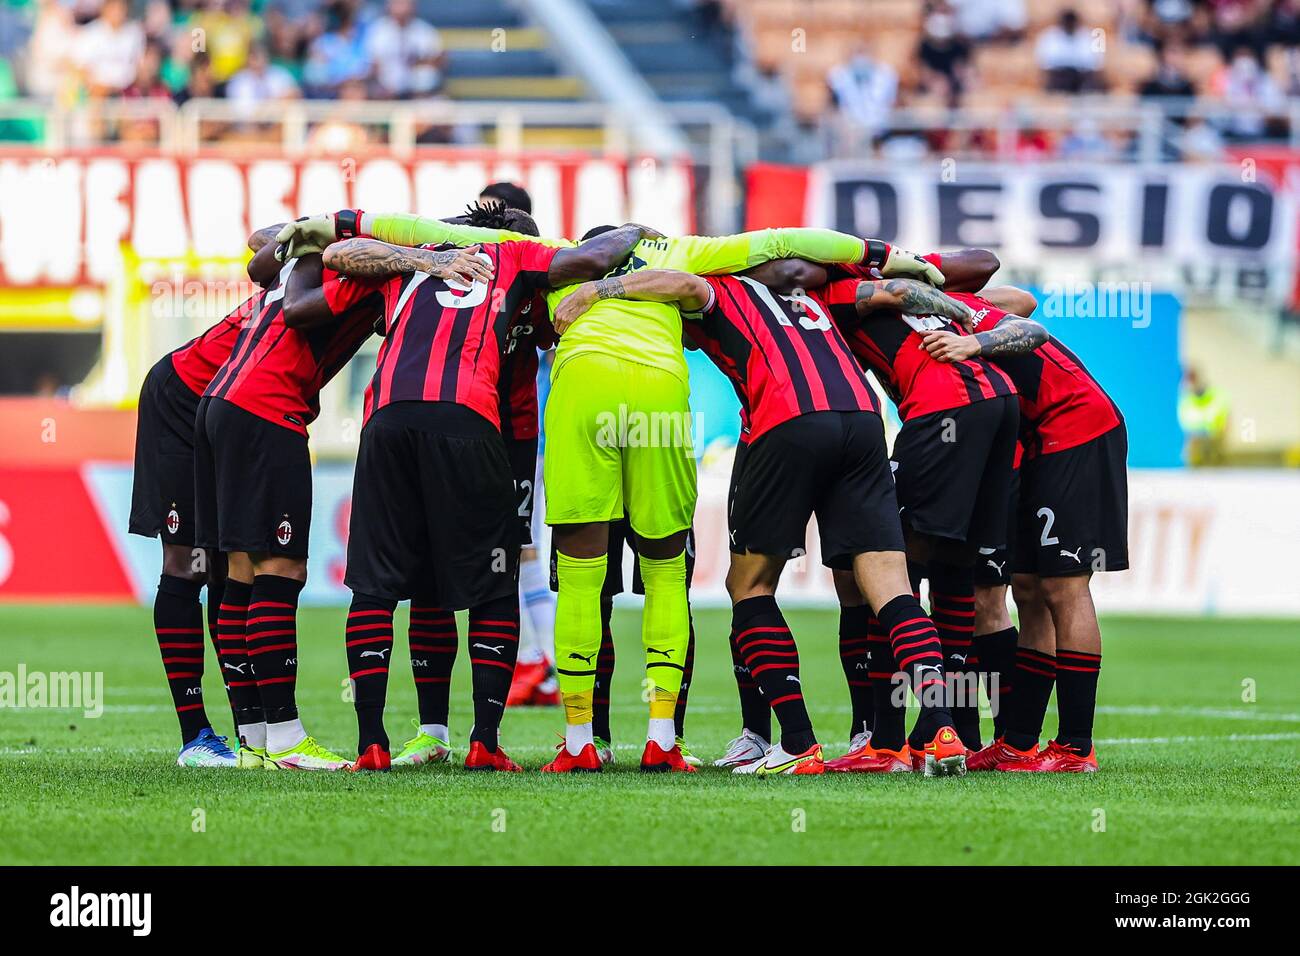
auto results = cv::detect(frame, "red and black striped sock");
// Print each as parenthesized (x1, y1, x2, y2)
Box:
(673, 611, 695, 739)
(733, 595, 814, 754)
(1004, 647, 1057, 751)
(1055, 649, 1102, 755)
(346, 594, 396, 753)
(973, 625, 1018, 738)
(215, 579, 262, 733)
(408, 603, 457, 727)
(878, 594, 952, 746)
(837, 604, 874, 740)
(592, 599, 615, 742)
(246, 574, 304, 725)
(929, 563, 981, 749)
(868, 621, 907, 751)
(728, 616, 771, 742)
(154, 574, 210, 743)
(468, 595, 520, 752)
(203, 572, 239, 736)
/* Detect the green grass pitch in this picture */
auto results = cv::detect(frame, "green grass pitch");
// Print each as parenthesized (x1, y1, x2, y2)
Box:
(0, 605, 1296, 865)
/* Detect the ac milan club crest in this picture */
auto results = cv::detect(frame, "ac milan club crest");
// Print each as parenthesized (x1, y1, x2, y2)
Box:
(166, 508, 180, 535)
(276, 519, 293, 546)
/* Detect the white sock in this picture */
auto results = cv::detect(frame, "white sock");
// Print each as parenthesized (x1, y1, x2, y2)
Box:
(421, 723, 449, 742)
(647, 717, 675, 750)
(519, 557, 556, 662)
(238, 721, 267, 750)
(565, 721, 594, 756)
(266, 718, 307, 755)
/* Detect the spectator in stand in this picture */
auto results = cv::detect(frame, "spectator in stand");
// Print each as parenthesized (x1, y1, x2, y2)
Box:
(1211, 45, 1286, 141)
(174, 49, 225, 104)
(1206, 0, 1269, 57)
(366, 0, 446, 99)
(917, 0, 971, 106)
(25, 0, 80, 102)
(950, 0, 1026, 43)
(264, 10, 308, 86)
(827, 43, 898, 142)
(142, 0, 174, 47)
(304, 0, 372, 97)
(1035, 9, 1106, 93)
(74, 0, 144, 97)
(307, 75, 371, 148)
(228, 41, 300, 113)
(1139, 38, 1196, 99)
(124, 41, 172, 100)
(187, 0, 259, 84)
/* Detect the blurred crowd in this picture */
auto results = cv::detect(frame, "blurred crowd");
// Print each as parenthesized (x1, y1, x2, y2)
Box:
(2, 0, 447, 110)
(820, 0, 1300, 157)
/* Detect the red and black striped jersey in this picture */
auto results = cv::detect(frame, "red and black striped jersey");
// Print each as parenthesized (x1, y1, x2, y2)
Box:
(170, 292, 259, 396)
(819, 264, 1017, 421)
(684, 275, 878, 443)
(204, 258, 382, 435)
(949, 292, 1122, 459)
(497, 292, 556, 443)
(363, 240, 558, 428)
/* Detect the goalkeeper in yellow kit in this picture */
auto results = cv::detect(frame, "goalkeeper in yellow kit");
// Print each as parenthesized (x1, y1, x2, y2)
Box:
(276, 210, 943, 772)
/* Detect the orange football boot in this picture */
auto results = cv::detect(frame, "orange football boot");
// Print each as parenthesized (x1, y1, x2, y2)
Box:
(969, 738, 1040, 771)
(507, 660, 547, 706)
(639, 740, 697, 773)
(826, 741, 912, 773)
(1027, 740, 1098, 773)
(919, 725, 967, 776)
(464, 740, 523, 772)
(540, 741, 602, 773)
(350, 743, 391, 772)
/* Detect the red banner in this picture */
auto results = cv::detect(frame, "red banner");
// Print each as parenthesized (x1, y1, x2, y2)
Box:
(0, 467, 135, 601)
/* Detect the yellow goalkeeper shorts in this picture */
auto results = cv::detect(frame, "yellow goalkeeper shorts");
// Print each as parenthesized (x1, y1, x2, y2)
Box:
(543, 353, 697, 541)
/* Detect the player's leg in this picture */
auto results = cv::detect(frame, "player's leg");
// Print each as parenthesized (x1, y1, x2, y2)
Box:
(927, 557, 982, 751)
(634, 528, 694, 772)
(832, 571, 874, 746)
(544, 521, 611, 772)
(973, 582, 1016, 740)
(155, 543, 222, 759)
(673, 606, 700, 764)
(726, 550, 827, 775)
(414, 404, 523, 772)
(220, 550, 267, 767)
(988, 572, 1059, 769)
(393, 600, 455, 766)
(541, 354, 628, 772)
(592, 596, 616, 763)
(1039, 573, 1102, 769)
(622, 360, 698, 773)
(509, 438, 555, 706)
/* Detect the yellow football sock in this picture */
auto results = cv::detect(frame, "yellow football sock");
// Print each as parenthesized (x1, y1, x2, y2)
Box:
(554, 552, 607, 725)
(638, 552, 689, 712)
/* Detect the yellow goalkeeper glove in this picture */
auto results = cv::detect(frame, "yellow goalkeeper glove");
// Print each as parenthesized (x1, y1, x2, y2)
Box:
(864, 239, 945, 286)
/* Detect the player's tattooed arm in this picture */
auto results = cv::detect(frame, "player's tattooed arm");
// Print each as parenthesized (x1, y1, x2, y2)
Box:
(322, 238, 494, 285)
(855, 278, 974, 330)
(552, 269, 710, 335)
(247, 223, 287, 253)
(546, 223, 657, 287)
(920, 318, 1048, 363)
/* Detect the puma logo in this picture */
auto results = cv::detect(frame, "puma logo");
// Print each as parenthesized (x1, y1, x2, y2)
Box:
(568, 651, 595, 665)
(1060, 547, 1082, 563)
(951, 653, 968, 664)
(360, 648, 390, 660)
(223, 662, 248, 673)
(646, 647, 672, 658)
(472, 643, 504, 655)
(986, 559, 1007, 574)
(786, 675, 800, 684)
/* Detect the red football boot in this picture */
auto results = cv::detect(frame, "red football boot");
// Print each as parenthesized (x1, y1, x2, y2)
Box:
(540, 742, 602, 773)
(507, 660, 547, 707)
(826, 741, 911, 773)
(639, 740, 697, 773)
(464, 740, 523, 772)
(1029, 740, 1099, 773)
(350, 743, 391, 772)
(973, 739, 1042, 771)
(918, 725, 967, 776)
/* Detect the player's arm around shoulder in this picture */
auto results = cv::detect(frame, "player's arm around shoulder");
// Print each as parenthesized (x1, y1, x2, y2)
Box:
(321, 237, 494, 285)
(552, 269, 711, 335)
(545, 223, 662, 288)
(919, 287, 1047, 363)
